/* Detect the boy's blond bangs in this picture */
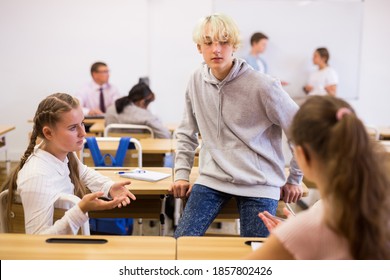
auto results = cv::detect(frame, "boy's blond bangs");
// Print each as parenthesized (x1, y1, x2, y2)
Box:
(193, 13, 240, 49)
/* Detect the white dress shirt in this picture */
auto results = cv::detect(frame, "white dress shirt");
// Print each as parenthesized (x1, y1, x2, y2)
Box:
(75, 80, 121, 115)
(17, 146, 113, 235)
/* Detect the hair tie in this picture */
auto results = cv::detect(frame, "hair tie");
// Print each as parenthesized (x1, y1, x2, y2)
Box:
(336, 107, 352, 121)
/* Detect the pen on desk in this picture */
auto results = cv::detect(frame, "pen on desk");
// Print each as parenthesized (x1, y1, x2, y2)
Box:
(285, 203, 296, 216)
(115, 169, 146, 174)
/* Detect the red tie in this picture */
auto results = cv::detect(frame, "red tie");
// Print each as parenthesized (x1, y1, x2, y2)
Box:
(99, 87, 105, 113)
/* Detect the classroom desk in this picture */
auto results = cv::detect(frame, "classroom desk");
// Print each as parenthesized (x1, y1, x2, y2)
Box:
(89, 120, 105, 135)
(89, 167, 172, 219)
(83, 116, 105, 125)
(0, 233, 176, 260)
(139, 138, 173, 154)
(0, 125, 16, 174)
(379, 127, 390, 140)
(176, 236, 265, 260)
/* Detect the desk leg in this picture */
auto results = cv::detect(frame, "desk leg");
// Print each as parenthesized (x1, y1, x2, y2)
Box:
(173, 198, 182, 228)
(138, 218, 143, 236)
(160, 195, 167, 236)
(6, 159, 10, 175)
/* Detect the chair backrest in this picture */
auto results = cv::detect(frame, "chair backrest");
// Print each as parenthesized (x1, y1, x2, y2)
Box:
(104, 123, 154, 139)
(80, 137, 142, 168)
(0, 190, 90, 235)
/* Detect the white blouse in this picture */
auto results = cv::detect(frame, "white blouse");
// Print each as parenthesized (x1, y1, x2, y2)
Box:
(307, 66, 338, 96)
(17, 146, 113, 235)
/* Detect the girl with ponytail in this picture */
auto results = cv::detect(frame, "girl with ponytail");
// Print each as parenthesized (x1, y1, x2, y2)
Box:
(1, 93, 136, 234)
(105, 82, 171, 139)
(246, 95, 390, 259)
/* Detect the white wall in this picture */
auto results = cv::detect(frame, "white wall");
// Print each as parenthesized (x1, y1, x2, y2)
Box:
(0, 0, 149, 160)
(351, 0, 390, 126)
(1, 0, 389, 160)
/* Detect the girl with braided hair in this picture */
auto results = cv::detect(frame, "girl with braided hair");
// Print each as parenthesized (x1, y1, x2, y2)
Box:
(1, 93, 136, 234)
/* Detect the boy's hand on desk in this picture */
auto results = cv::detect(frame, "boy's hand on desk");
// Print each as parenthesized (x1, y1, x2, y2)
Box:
(280, 183, 303, 203)
(109, 181, 136, 208)
(170, 180, 191, 199)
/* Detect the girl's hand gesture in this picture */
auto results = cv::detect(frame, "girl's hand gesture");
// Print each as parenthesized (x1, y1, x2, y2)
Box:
(109, 180, 136, 208)
(78, 191, 129, 213)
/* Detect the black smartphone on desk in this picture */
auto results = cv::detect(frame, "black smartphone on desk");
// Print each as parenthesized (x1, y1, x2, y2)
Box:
(244, 240, 264, 246)
(46, 238, 108, 244)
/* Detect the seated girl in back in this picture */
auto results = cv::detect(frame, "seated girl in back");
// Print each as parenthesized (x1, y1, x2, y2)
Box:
(105, 82, 171, 139)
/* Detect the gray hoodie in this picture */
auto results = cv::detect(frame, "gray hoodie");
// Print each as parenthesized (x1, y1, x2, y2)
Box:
(175, 58, 303, 200)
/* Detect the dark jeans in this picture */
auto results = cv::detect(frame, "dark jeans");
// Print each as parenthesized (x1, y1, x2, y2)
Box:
(174, 184, 278, 238)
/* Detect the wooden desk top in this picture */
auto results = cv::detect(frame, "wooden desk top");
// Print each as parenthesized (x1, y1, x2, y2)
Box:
(97, 167, 173, 195)
(177, 236, 265, 260)
(89, 121, 105, 133)
(379, 127, 390, 140)
(139, 138, 173, 153)
(188, 167, 309, 197)
(0, 125, 15, 136)
(83, 117, 105, 125)
(0, 234, 176, 260)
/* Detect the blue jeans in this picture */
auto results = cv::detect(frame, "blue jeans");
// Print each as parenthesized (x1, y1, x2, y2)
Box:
(174, 184, 278, 238)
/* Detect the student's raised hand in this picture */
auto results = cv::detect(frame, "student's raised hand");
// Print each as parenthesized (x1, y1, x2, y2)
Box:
(280, 183, 303, 203)
(78, 191, 127, 213)
(109, 181, 136, 208)
(169, 180, 191, 199)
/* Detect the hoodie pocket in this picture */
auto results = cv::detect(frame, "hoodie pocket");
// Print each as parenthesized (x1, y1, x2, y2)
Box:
(199, 147, 268, 185)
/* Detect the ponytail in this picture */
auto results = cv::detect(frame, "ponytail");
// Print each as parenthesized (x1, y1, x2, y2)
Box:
(290, 96, 390, 259)
(115, 82, 155, 114)
(115, 96, 131, 114)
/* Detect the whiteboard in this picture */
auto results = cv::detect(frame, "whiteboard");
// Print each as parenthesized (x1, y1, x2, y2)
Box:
(213, 0, 363, 100)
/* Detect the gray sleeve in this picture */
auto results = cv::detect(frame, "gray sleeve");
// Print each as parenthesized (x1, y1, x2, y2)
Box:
(264, 79, 303, 185)
(174, 86, 200, 181)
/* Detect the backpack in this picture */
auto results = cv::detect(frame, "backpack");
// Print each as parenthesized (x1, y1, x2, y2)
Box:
(85, 137, 132, 167)
(84, 137, 134, 235)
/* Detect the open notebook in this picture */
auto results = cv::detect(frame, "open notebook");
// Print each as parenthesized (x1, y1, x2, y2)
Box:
(119, 169, 171, 182)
